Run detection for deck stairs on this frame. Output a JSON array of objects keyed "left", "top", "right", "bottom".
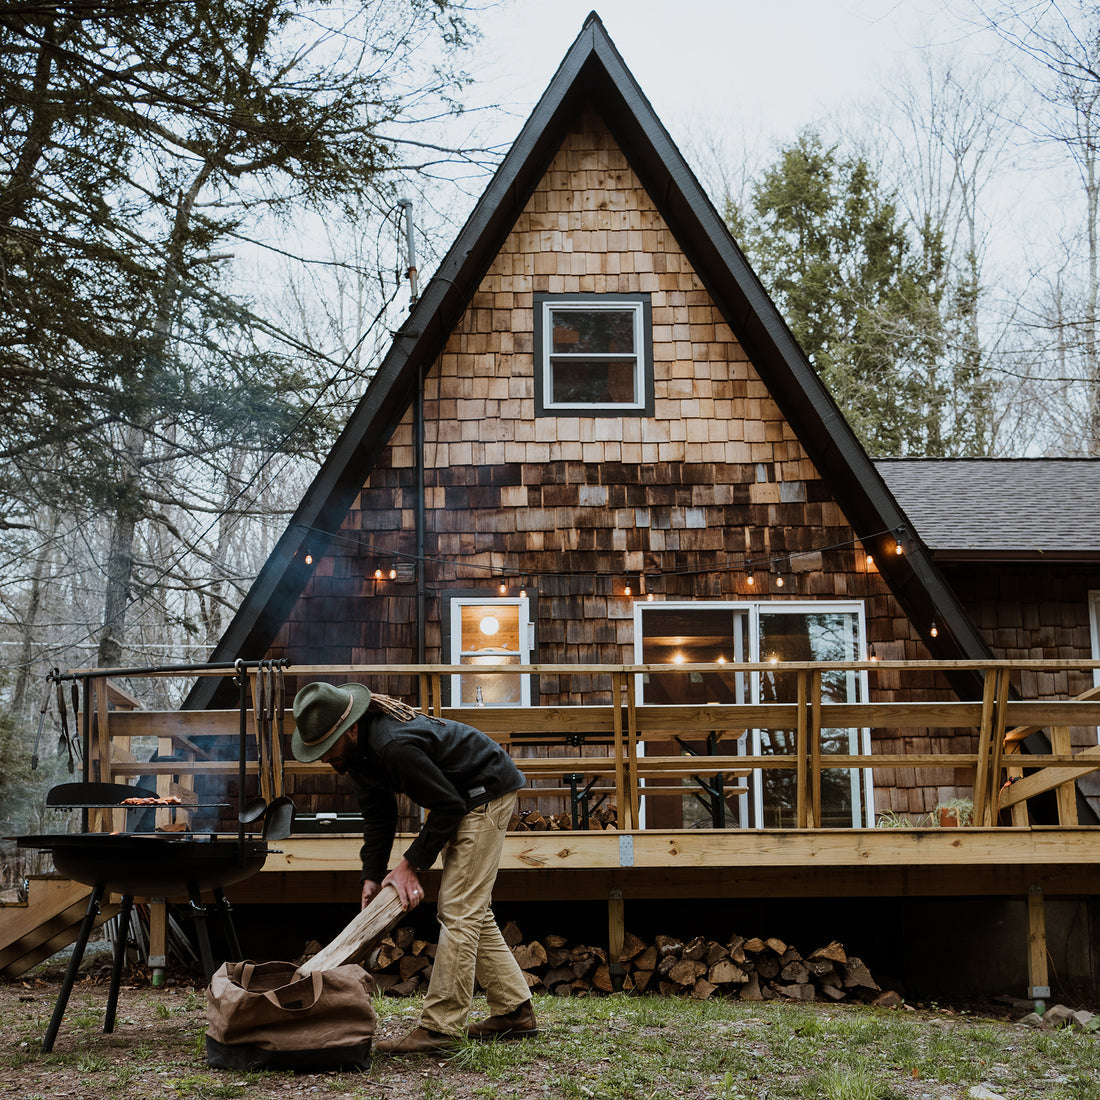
[{"left": 0, "top": 876, "right": 119, "bottom": 980}]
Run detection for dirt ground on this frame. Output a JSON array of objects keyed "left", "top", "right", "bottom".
[{"left": 2, "top": 958, "right": 1096, "bottom": 1100}]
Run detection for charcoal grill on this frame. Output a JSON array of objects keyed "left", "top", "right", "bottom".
[{"left": 14, "top": 659, "right": 290, "bottom": 1053}]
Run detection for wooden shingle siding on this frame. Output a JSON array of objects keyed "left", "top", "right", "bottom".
[{"left": 269, "top": 108, "right": 966, "bottom": 819}]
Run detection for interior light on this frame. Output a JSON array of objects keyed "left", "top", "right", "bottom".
[
  {"left": 672, "top": 652, "right": 685, "bottom": 664},
  {"left": 769, "top": 655, "right": 779, "bottom": 665},
  {"left": 716, "top": 655, "right": 727, "bottom": 665},
  {"left": 479, "top": 616, "right": 500, "bottom": 636}
]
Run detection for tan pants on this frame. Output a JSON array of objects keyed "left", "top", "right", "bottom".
[{"left": 418, "top": 790, "right": 530, "bottom": 1036}]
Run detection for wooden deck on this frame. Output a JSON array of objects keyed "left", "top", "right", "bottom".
[{"left": 18, "top": 659, "right": 1100, "bottom": 999}]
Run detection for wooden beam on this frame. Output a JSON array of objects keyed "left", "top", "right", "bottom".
[
  {"left": 998, "top": 743, "right": 1100, "bottom": 808},
  {"left": 1050, "top": 727, "right": 1078, "bottom": 826}
]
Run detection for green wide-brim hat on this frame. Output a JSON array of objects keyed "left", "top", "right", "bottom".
[{"left": 290, "top": 681, "right": 372, "bottom": 762}]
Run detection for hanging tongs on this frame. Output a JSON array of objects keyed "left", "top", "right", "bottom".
[{"left": 30, "top": 669, "right": 57, "bottom": 771}]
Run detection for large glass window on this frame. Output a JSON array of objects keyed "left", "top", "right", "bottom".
[
  {"left": 449, "top": 596, "right": 531, "bottom": 707},
  {"left": 534, "top": 293, "right": 653, "bottom": 416},
  {"left": 635, "top": 601, "right": 873, "bottom": 827}
]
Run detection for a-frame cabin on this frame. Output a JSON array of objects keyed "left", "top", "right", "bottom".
[{"left": 169, "top": 13, "right": 1099, "bottom": 995}]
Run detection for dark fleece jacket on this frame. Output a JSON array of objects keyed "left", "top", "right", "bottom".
[{"left": 348, "top": 712, "right": 525, "bottom": 883}]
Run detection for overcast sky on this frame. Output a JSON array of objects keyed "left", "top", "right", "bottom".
[{"left": 464, "top": 1, "right": 988, "bottom": 154}]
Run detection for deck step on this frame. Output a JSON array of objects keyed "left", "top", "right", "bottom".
[{"left": 0, "top": 876, "right": 119, "bottom": 979}]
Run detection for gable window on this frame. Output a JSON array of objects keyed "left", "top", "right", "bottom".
[
  {"left": 534, "top": 293, "right": 653, "bottom": 416},
  {"left": 448, "top": 595, "right": 533, "bottom": 706}
]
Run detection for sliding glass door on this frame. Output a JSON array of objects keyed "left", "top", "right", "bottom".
[{"left": 635, "top": 601, "right": 872, "bottom": 827}]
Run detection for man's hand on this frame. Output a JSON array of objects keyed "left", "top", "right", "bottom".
[
  {"left": 361, "top": 879, "right": 380, "bottom": 910},
  {"left": 381, "top": 858, "right": 424, "bottom": 911}
]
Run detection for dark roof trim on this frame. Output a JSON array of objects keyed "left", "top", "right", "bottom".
[{"left": 186, "top": 12, "right": 991, "bottom": 709}]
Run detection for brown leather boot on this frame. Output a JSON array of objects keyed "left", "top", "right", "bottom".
[
  {"left": 466, "top": 999, "right": 538, "bottom": 1041},
  {"left": 375, "top": 1026, "right": 458, "bottom": 1054}
]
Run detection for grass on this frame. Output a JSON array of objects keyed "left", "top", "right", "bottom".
[{"left": 2, "top": 983, "right": 1098, "bottom": 1099}]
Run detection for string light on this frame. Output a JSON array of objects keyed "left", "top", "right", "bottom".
[
  {"left": 868, "top": 643, "right": 878, "bottom": 662},
  {"left": 389, "top": 567, "right": 397, "bottom": 580},
  {"left": 930, "top": 619, "right": 939, "bottom": 638},
  {"left": 646, "top": 592, "right": 654, "bottom": 601},
  {"left": 304, "top": 525, "right": 907, "bottom": 593}
]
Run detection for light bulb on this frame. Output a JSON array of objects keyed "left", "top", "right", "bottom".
[
  {"left": 624, "top": 585, "right": 632, "bottom": 597},
  {"left": 304, "top": 553, "right": 313, "bottom": 565}
]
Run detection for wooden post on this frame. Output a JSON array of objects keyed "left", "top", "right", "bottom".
[
  {"left": 612, "top": 672, "right": 627, "bottom": 831},
  {"left": 94, "top": 679, "right": 112, "bottom": 833},
  {"left": 1049, "top": 727, "right": 1078, "bottom": 826},
  {"left": 973, "top": 668, "right": 998, "bottom": 826},
  {"left": 608, "top": 888, "right": 625, "bottom": 991},
  {"left": 986, "top": 669, "right": 1010, "bottom": 826},
  {"left": 795, "top": 671, "right": 808, "bottom": 828},
  {"left": 809, "top": 669, "right": 822, "bottom": 830},
  {"left": 626, "top": 675, "right": 640, "bottom": 830},
  {"left": 1027, "top": 884, "right": 1050, "bottom": 1005},
  {"left": 149, "top": 898, "right": 168, "bottom": 988}
]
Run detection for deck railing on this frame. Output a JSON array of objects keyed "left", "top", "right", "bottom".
[{"left": 69, "top": 660, "right": 1100, "bottom": 832}]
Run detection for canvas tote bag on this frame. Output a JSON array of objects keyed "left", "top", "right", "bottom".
[{"left": 206, "top": 960, "right": 376, "bottom": 1071}]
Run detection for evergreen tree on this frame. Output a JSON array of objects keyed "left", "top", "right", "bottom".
[{"left": 731, "top": 131, "right": 992, "bottom": 456}]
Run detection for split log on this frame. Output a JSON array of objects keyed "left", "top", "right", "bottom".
[
  {"left": 513, "top": 941, "right": 548, "bottom": 970},
  {"left": 708, "top": 959, "right": 748, "bottom": 984},
  {"left": 295, "top": 883, "right": 405, "bottom": 977}
]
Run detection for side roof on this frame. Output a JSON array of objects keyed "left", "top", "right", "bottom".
[
  {"left": 186, "top": 12, "right": 990, "bottom": 708},
  {"left": 877, "top": 459, "right": 1100, "bottom": 561}
]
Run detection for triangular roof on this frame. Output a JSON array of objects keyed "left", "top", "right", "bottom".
[{"left": 187, "top": 12, "right": 991, "bottom": 709}]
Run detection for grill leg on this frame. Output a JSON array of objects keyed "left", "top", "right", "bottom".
[
  {"left": 213, "top": 888, "right": 242, "bottom": 961},
  {"left": 42, "top": 882, "right": 105, "bottom": 1053},
  {"left": 103, "top": 894, "right": 134, "bottom": 1034},
  {"left": 188, "top": 884, "right": 216, "bottom": 980}
]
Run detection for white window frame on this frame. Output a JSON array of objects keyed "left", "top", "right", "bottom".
[
  {"left": 632, "top": 599, "right": 874, "bottom": 827},
  {"left": 449, "top": 595, "right": 532, "bottom": 707},
  {"left": 534, "top": 294, "right": 652, "bottom": 415}
]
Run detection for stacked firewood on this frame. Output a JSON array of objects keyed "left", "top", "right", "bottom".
[
  {"left": 508, "top": 806, "right": 619, "bottom": 831},
  {"left": 363, "top": 922, "right": 887, "bottom": 1003}
]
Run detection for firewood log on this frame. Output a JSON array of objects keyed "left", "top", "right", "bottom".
[
  {"left": 705, "top": 941, "right": 729, "bottom": 966},
  {"left": 294, "top": 883, "right": 405, "bottom": 977},
  {"left": 691, "top": 977, "right": 718, "bottom": 1000},
  {"left": 667, "top": 959, "right": 707, "bottom": 986},
  {"left": 513, "top": 941, "right": 548, "bottom": 970},
  {"left": 618, "top": 931, "right": 648, "bottom": 962},
  {"left": 708, "top": 959, "right": 748, "bottom": 984},
  {"left": 809, "top": 940, "right": 848, "bottom": 965}
]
